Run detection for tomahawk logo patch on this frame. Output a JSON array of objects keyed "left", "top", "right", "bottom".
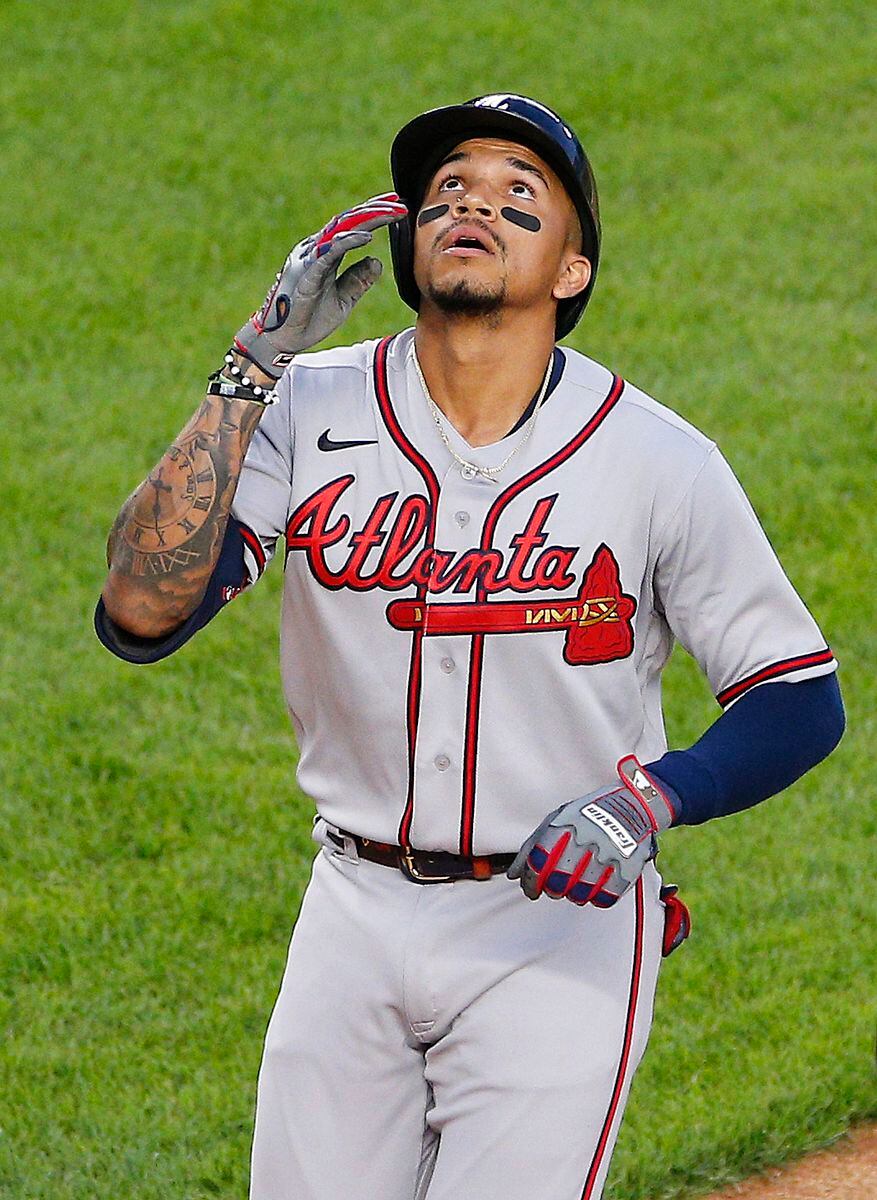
[{"left": 561, "top": 545, "right": 636, "bottom": 665}]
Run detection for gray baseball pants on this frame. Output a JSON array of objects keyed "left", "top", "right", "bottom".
[{"left": 249, "top": 842, "right": 664, "bottom": 1200}]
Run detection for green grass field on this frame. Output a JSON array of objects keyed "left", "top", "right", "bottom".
[{"left": 1, "top": 1, "right": 874, "bottom": 1197}]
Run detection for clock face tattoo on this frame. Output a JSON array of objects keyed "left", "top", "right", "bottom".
[{"left": 125, "top": 440, "right": 217, "bottom": 552}]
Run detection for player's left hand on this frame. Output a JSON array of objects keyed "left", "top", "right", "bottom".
[{"left": 507, "top": 756, "right": 677, "bottom": 907}]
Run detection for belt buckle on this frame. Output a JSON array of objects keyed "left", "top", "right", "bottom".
[
  {"left": 399, "top": 848, "right": 454, "bottom": 884},
  {"left": 324, "top": 827, "right": 360, "bottom": 863}
]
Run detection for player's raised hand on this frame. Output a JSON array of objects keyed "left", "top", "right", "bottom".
[
  {"left": 234, "top": 193, "right": 408, "bottom": 377},
  {"left": 507, "top": 757, "right": 677, "bottom": 908}
]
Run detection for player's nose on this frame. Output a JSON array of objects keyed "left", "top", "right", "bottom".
[{"left": 451, "top": 190, "right": 497, "bottom": 221}]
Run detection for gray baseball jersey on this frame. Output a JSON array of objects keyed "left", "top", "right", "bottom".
[
  {"left": 229, "top": 328, "right": 835, "bottom": 856},
  {"left": 96, "top": 326, "right": 836, "bottom": 1200}
]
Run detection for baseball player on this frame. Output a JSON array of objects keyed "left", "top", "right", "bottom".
[{"left": 96, "top": 95, "right": 844, "bottom": 1200}]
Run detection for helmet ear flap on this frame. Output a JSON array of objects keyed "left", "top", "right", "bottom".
[{"left": 388, "top": 208, "right": 421, "bottom": 315}]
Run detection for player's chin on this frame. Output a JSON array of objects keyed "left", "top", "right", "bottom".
[{"left": 424, "top": 274, "right": 507, "bottom": 318}]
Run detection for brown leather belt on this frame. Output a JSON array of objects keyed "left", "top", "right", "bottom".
[{"left": 327, "top": 830, "right": 515, "bottom": 884}]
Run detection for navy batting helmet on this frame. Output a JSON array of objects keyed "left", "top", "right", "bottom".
[{"left": 389, "top": 94, "right": 601, "bottom": 340}]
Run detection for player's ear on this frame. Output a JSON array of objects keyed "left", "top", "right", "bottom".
[{"left": 553, "top": 253, "right": 591, "bottom": 302}]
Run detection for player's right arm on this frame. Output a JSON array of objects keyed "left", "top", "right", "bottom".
[
  {"left": 100, "top": 193, "right": 408, "bottom": 644},
  {"left": 102, "top": 382, "right": 270, "bottom": 638}
]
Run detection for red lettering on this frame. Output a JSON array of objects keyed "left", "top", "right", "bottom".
[
  {"left": 430, "top": 548, "right": 504, "bottom": 593},
  {"left": 409, "top": 547, "right": 437, "bottom": 589},
  {"left": 505, "top": 496, "right": 553, "bottom": 587},
  {"left": 285, "top": 481, "right": 582, "bottom": 598},
  {"left": 342, "top": 494, "right": 394, "bottom": 581},
  {"left": 532, "top": 548, "right": 577, "bottom": 589},
  {"left": 382, "top": 497, "right": 430, "bottom": 584},
  {"left": 285, "top": 476, "right": 353, "bottom": 587}
]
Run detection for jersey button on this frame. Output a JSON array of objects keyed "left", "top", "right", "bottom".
[
  {"left": 434, "top": 754, "right": 451, "bottom": 772},
  {"left": 454, "top": 511, "right": 470, "bottom": 527},
  {"left": 440, "top": 657, "right": 455, "bottom": 674}
]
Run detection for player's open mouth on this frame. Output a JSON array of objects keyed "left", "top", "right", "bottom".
[{"left": 441, "top": 226, "right": 494, "bottom": 256}]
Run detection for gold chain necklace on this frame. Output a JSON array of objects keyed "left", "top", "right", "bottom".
[{"left": 412, "top": 347, "right": 552, "bottom": 481}]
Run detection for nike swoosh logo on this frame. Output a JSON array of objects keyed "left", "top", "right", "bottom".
[{"left": 317, "top": 429, "right": 379, "bottom": 452}]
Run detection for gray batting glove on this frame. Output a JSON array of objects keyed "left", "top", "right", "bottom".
[
  {"left": 233, "top": 192, "right": 408, "bottom": 378},
  {"left": 507, "top": 756, "right": 678, "bottom": 907}
]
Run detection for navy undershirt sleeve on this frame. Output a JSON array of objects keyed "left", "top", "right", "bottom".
[
  {"left": 94, "top": 518, "right": 252, "bottom": 665},
  {"left": 647, "top": 674, "right": 845, "bottom": 826}
]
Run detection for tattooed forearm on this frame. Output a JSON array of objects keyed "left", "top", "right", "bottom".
[{"left": 103, "top": 392, "right": 265, "bottom": 638}]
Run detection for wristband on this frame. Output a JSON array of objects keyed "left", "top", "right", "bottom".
[{"left": 207, "top": 366, "right": 278, "bottom": 406}]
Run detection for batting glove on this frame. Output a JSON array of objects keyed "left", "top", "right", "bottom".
[
  {"left": 234, "top": 192, "right": 408, "bottom": 377},
  {"left": 507, "top": 756, "right": 678, "bottom": 908}
]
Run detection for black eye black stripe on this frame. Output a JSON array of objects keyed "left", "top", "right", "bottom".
[
  {"left": 501, "top": 207, "right": 541, "bottom": 232},
  {"left": 417, "top": 204, "right": 450, "bottom": 226}
]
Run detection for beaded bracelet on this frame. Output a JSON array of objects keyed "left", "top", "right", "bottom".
[
  {"left": 225, "top": 348, "right": 283, "bottom": 385},
  {"left": 206, "top": 362, "right": 278, "bottom": 406}
]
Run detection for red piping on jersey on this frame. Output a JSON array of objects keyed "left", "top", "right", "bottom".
[
  {"left": 238, "top": 523, "right": 267, "bottom": 576},
  {"left": 481, "top": 375, "right": 625, "bottom": 553},
  {"left": 459, "top": 373, "right": 625, "bottom": 855},
  {"left": 716, "top": 648, "right": 834, "bottom": 708},
  {"left": 459, "top": 632, "right": 485, "bottom": 854},
  {"left": 580, "top": 876, "right": 644, "bottom": 1199},
  {"left": 373, "top": 336, "right": 441, "bottom": 849}
]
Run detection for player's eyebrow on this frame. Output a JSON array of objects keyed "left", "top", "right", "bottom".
[
  {"left": 433, "top": 150, "right": 551, "bottom": 190},
  {"left": 504, "top": 156, "right": 550, "bottom": 189},
  {"left": 436, "top": 151, "right": 468, "bottom": 170}
]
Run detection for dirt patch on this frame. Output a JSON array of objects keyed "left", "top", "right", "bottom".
[{"left": 705, "top": 1125, "right": 877, "bottom": 1200}]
